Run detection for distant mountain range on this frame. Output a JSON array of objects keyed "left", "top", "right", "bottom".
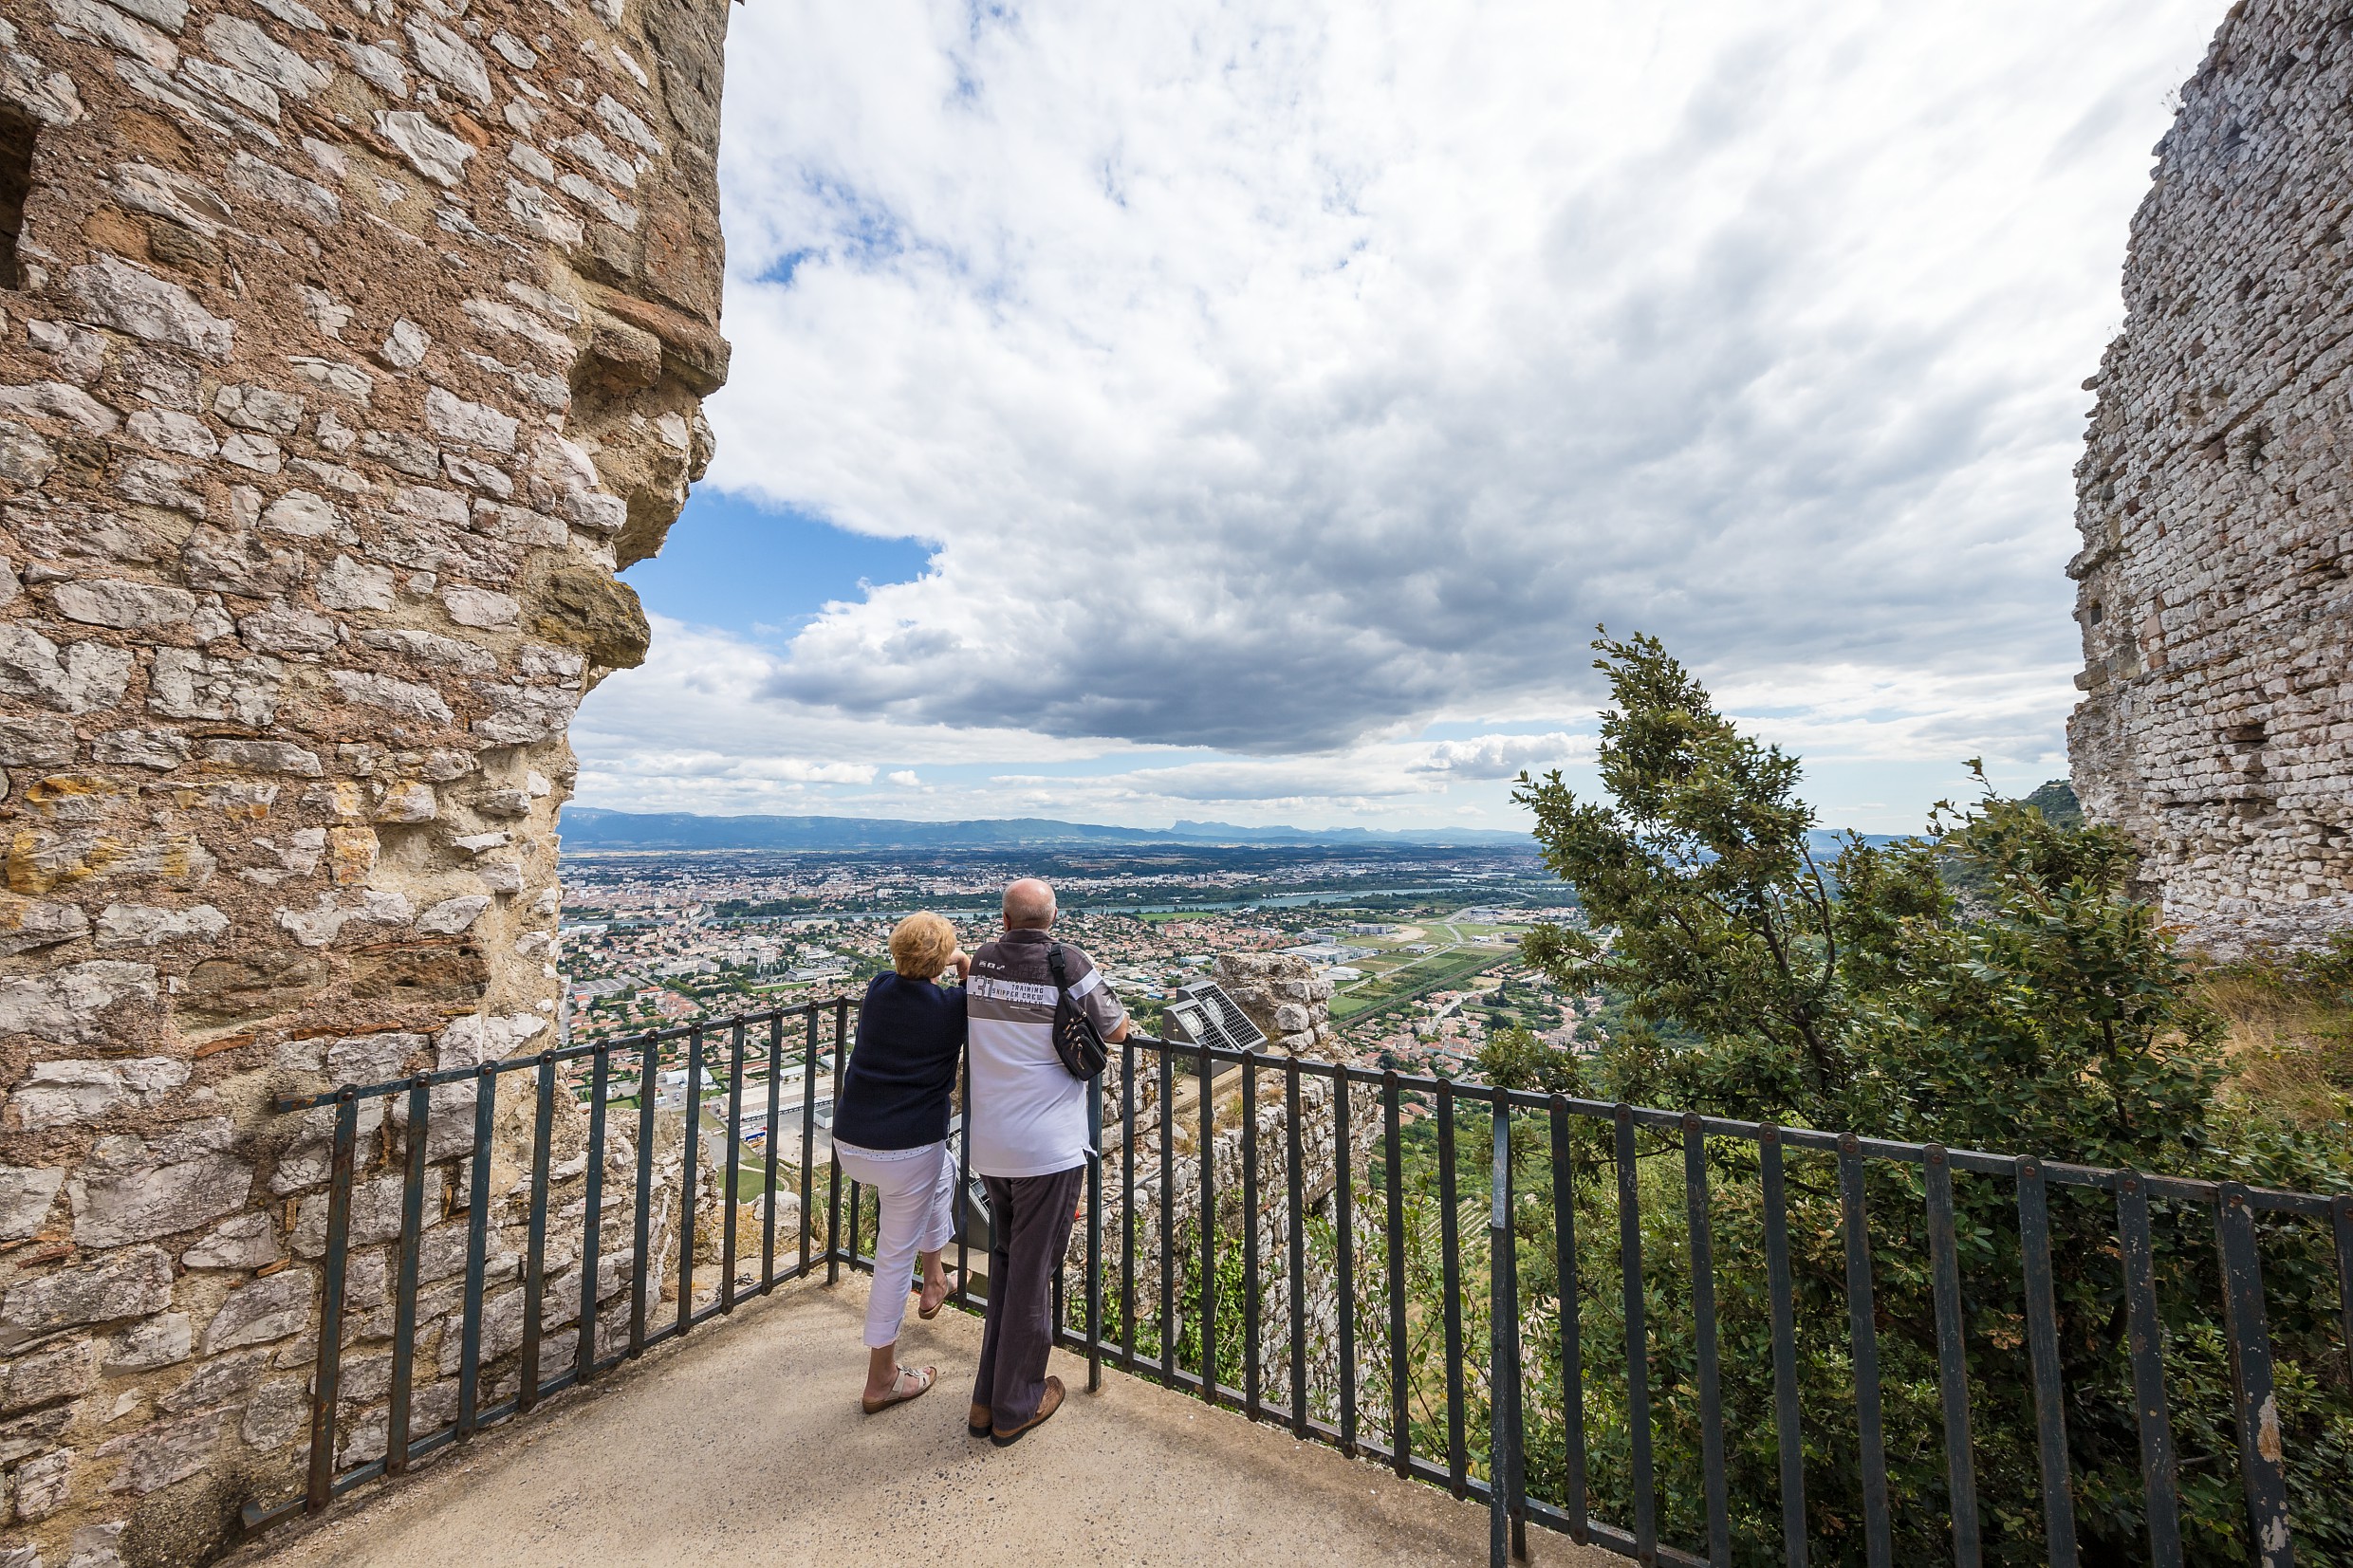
[{"left": 556, "top": 808, "right": 1539, "bottom": 852}]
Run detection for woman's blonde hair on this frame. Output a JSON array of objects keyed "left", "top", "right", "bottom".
[{"left": 889, "top": 912, "right": 959, "bottom": 979}]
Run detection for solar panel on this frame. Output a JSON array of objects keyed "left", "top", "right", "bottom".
[{"left": 1162, "top": 979, "right": 1268, "bottom": 1055}]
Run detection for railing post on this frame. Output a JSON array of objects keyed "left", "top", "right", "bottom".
[
  {"left": 1121, "top": 1034, "right": 1137, "bottom": 1372},
  {"left": 305, "top": 1091, "right": 359, "bottom": 1513},
  {"left": 1241, "top": 1049, "right": 1260, "bottom": 1417},
  {"left": 1439, "top": 1079, "right": 1466, "bottom": 1497},
  {"left": 802, "top": 1006, "right": 819, "bottom": 1278},
  {"left": 1087, "top": 1062, "right": 1104, "bottom": 1393},
  {"left": 1198, "top": 1034, "right": 1217, "bottom": 1406},
  {"left": 2016, "top": 1156, "right": 2079, "bottom": 1568},
  {"left": 518, "top": 1053, "right": 556, "bottom": 1411},
  {"left": 578, "top": 1044, "right": 608, "bottom": 1381},
  {"left": 1760, "top": 1127, "right": 1806, "bottom": 1568},
  {"left": 678, "top": 1024, "right": 703, "bottom": 1330},
  {"left": 2215, "top": 1183, "right": 2294, "bottom": 1568},
  {"left": 2335, "top": 1194, "right": 2353, "bottom": 1402},
  {"left": 1490, "top": 1093, "right": 1526, "bottom": 1564},
  {"left": 721, "top": 1020, "right": 746, "bottom": 1312},
  {"left": 1550, "top": 1094, "right": 1588, "bottom": 1545},
  {"left": 1684, "top": 1114, "right": 1727, "bottom": 1566},
  {"left": 1383, "top": 1070, "right": 1408, "bottom": 1479},
  {"left": 1333, "top": 1064, "right": 1356, "bottom": 1455},
  {"left": 630, "top": 1035, "right": 657, "bottom": 1356},
  {"left": 2116, "top": 1170, "right": 2179, "bottom": 1568},
  {"left": 1285, "top": 1055, "right": 1307, "bottom": 1437},
  {"left": 1926, "top": 1146, "right": 1982, "bottom": 1568},
  {"left": 1159, "top": 1041, "right": 1176, "bottom": 1385},
  {"left": 1839, "top": 1134, "right": 1893, "bottom": 1568},
  {"left": 388, "top": 1075, "right": 429, "bottom": 1475},
  {"left": 1614, "top": 1103, "right": 1654, "bottom": 1563},
  {"left": 761, "top": 1014, "right": 782, "bottom": 1291},
  {"left": 458, "top": 1064, "right": 498, "bottom": 1434},
  {"left": 827, "top": 1005, "right": 844, "bottom": 1284}
]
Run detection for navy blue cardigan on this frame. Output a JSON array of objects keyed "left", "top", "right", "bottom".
[{"left": 832, "top": 972, "right": 967, "bottom": 1151}]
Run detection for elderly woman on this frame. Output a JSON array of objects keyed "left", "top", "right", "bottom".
[{"left": 832, "top": 911, "right": 971, "bottom": 1412}]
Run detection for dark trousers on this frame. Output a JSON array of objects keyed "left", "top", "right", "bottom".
[{"left": 973, "top": 1164, "right": 1084, "bottom": 1428}]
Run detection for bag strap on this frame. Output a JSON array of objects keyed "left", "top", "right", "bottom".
[{"left": 1046, "top": 941, "right": 1071, "bottom": 996}]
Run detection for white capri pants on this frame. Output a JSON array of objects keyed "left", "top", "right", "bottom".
[{"left": 831, "top": 1138, "right": 959, "bottom": 1349}]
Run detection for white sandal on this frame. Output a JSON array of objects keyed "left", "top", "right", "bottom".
[{"left": 861, "top": 1363, "right": 936, "bottom": 1414}]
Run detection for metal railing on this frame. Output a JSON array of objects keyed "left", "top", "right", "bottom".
[
  {"left": 250, "top": 999, "right": 864, "bottom": 1531},
  {"left": 257, "top": 1008, "right": 2353, "bottom": 1568},
  {"left": 1065, "top": 1035, "right": 2351, "bottom": 1568}
]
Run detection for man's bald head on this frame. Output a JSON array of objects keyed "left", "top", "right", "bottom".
[{"left": 1003, "top": 878, "right": 1057, "bottom": 930}]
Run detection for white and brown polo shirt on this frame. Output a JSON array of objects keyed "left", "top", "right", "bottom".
[{"left": 965, "top": 928, "right": 1126, "bottom": 1178}]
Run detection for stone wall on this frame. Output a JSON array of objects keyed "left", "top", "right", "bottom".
[
  {"left": 2067, "top": 0, "right": 2353, "bottom": 954},
  {"left": 0, "top": 0, "right": 732, "bottom": 1559}
]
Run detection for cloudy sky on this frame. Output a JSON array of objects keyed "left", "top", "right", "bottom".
[{"left": 572, "top": 0, "right": 2222, "bottom": 834}]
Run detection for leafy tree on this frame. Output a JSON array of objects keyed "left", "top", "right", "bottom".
[
  {"left": 1493, "top": 632, "right": 2351, "bottom": 1567},
  {"left": 1511, "top": 631, "right": 2232, "bottom": 1168},
  {"left": 1474, "top": 1024, "right": 1581, "bottom": 1097}
]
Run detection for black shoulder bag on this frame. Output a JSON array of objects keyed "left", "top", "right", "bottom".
[{"left": 1045, "top": 942, "right": 1108, "bottom": 1080}]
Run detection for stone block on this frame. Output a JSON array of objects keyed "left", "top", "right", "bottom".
[
  {"left": 0, "top": 964, "right": 159, "bottom": 1047},
  {"left": 68, "top": 256, "right": 232, "bottom": 360},
  {"left": 67, "top": 1119, "right": 250, "bottom": 1246},
  {"left": 0, "top": 1341, "right": 95, "bottom": 1415},
  {"left": 199, "top": 1269, "right": 313, "bottom": 1355},
  {"left": 99, "top": 1313, "right": 192, "bottom": 1374},
  {"left": 0, "top": 1248, "right": 175, "bottom": 1352},
  {"left": 240, "top": 1376, "right": 306, "bottom": 1451},
  {"left": 0, "top": 1407, "right": 70, "bottom": 1467},
  {"left": 179, "top": 1213, "right": 281, "bottom": 1272},
  {"left": 0, "top": 896, "right": 90, "bottom": 957},
  {"left": 92, "top": 903, "right": 226, "bottom": 949},
  {"left": 11, "top": 1058, "right": 189, "bottom": 1131},
  {"left": 14, "top": 1446, "right": 73, "bottom": 1521},
  {"left": 156, "top": 1345, "right": 270, "bottom": 1415},
  {"left": 95, "top": 1411, "right": 220, "bottom": 1494},
  {"left": 0, "top": 1169, "right": 66, "bottom": 1244},
  {"left": 290, "top": 1176, "right": 404, "bottom": 1257},
  {"left": 0, "top": 0, "right": 737, "bottom": 1534}
]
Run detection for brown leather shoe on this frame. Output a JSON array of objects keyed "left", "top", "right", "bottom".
[
  {"left": 968, "top": 1402, "right": 991, "bottom": 1437},
  {"left": 990, "top": 1375, "right": 1064, "bottom": 1447}
]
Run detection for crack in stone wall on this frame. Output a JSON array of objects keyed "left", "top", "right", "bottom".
[
  {"left": 0, "top": 0, "right": 733, "bottom": 1559},
  {"left": 2068, "top": 0, "right": 2353, "bottom": 955}
]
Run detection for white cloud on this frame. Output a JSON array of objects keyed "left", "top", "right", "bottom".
[
  {"left": 576, "top": 1, "right": 2221, "bottom": 822},
  {"left": 1409, "top": 733, "right": 1594, "bottom": 779}
]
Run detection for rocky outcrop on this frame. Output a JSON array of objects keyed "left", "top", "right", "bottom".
[
  {"left": 1097, "top": 954, "right": 1373, "bottom": 1424},
  {"left": 2067, "top": 0, "right": 2353, "bottom": 954},
  {"left": 0, "top": 0, "right": 732, "bottom": 1557},
  {"left": 1212, "top": 951, "right": 1340, "bottom": 1058}
]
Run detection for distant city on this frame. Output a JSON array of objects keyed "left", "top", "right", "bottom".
[{"left": 554, "top": 838, "right": 1601, "bottom": 1080}]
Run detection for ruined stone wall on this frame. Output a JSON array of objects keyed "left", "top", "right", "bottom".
[
  {"left": 2068, "top": 0, "right": 2353, "bottom": 954},
  {"left": 0, "top": 0, "right": 732, "bottom": 1559}
]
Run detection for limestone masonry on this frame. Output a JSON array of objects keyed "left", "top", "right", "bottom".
[
  {"left": 2068, "top": 0, "right": 2353, "bottom": 954},
  {"left": 0, "top": 0, "right": 732, "bottom": 1559}
]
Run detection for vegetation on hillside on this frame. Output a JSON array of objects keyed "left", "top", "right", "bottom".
[
  {"left": 1475, "top": 632, "right": 2352, "bottom": 1565},
  {"left": 1066, "top": 634, "right": 2349, "bottom": 1567}
]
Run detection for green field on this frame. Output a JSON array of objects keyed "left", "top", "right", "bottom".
[{"left": 1328, "top": 946, "right": 1513, "bottom": 1023}]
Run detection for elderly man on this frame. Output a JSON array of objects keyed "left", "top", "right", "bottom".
[{"left": 963, "top": 876, "right": 1129, "bottom": 1445}]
